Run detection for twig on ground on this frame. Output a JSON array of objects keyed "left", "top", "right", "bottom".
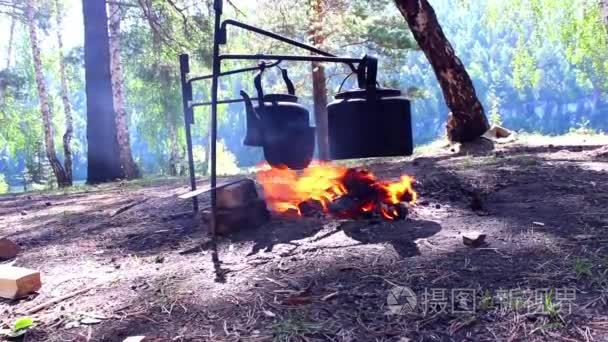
[
  {"left": 110, "top": 198, "right": 148, "bottom": 217},
  {"left": 22, "top": 284, "right": 99, "bottom": 314}
]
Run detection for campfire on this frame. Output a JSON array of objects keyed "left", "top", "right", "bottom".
[{"left": 256, "top": 163, "right": 417, "bottom": 220}]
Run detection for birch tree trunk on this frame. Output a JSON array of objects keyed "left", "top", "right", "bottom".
[
  {"left": 1, "top": 10, "right": 15, "bottom": 105},
  {"left": 108, "top": 1, "right": 140, "bottom": 179},
  {"left": 6, "top": 13, "right": 15, "bottom": 69},
  {"left": 394, "top": 0, "right": 489, "bottom": 142},
  {"left": 26, "top": 0, "right": 70, "bottom": 187},
  {"left": 54, "top": 0, "right": 73, "bottom": 186},
  {"left": 309, "top": 0, "right": 330, "bottom": 160},
  {"left": 83, "top": 0, "right": 124, "bottom": 183}
]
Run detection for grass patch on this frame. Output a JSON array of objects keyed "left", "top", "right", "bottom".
[
  {"left": 272, "top": 310, "right": 323, "bottom": 342},
  {"left": 574, "top": 258, "right": 593, "bottom": 279}
]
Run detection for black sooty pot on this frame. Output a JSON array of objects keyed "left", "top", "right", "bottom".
[{"left": 327, "top": 55, "right": 413, "bottom": 160}]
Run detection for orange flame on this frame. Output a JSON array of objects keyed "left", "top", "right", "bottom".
[{"left": 256, "top": 162, "right": 417, "bottom": 220}]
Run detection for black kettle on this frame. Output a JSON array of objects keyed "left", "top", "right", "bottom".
[
  {"left": 327, "top": 55, "right": 413, "bottom": 160},
  {"left": 241, "top": 65, "right": 315, "bottom": 170}
]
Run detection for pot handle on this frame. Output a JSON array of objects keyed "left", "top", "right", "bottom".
[{"left": 356, "top": 55, "right": 378, "bottom": 91}]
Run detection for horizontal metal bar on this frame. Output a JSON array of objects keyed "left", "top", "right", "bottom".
[
  {"left": 222, "top": 19, "right": 334, "bottom": 57},
  {"left": 220, "top": 20, "right": 357, "bottom": 72},
  {"left": 220, "top": 54, "right": 362, "bottom": 64},
  {"left": 188, "top": 60, "right": 282, "bottom": 84},
  {"left": 190, "top": 97, "right": 258, "bottom": 108}
]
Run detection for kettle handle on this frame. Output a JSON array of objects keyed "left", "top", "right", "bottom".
[
  {"left": 254, "top": 64, "right": 266, "bottom": 107},
  {"left": 356, "top": 55, "right": 378, "bottom": 91},
  {"left": 254, "top": 63, "right": 296, "bottom": 107},
  {"left": 278, "top": 66, "right": 296, "bottom": 96}
]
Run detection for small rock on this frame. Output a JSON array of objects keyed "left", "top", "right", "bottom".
[
  {"left": 80, "top": 317, "right": 102, "bottom": 325},
  {"left": 419, "top": 200, "right": 429, "bottom": 206},
  {"left": 45, "top": 202, "right": 52, "bottom": 206},
  {"left": 64, "top": 321, "right": 80, "bottom": 329},
  {"left": 262, "top": 310, "right": 276, "bottom": 318},
  {"left": 154, "top": 255, "right": 165, "bottom": 264},
  {"left": 0, "top": 238, "right": 19, "bottom": 260},
  {"left": 463, "top": 233, "right": 487, "bottom": 247},
  {"left": 435, "top": 204, "right": 441, "bottom": 209},
  {"left": 20, "top": 211, "right": 27, "bottom": 216}
]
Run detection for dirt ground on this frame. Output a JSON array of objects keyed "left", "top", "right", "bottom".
[{"left": 1, "top": 135, "right": 608, "bottom": 341}]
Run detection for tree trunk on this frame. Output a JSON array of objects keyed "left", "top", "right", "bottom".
[
  {"left": 309, "top": 0, "right": 330, "bottom": 160},
  {"left": 108, "top": 1, "right": 140, "bottom": 179},
  {"left": 160, "top": 66, "right": 179, "bottom": 176},
  {"left": 394, "top": 0, "right": 489, "bottom": 142},
  {"left": 83, "top": 0, "right": 124, "bottom": 183},
  {"left": 54, "top": 0, "right": 73, "bottom": 186},
  {"left": 1, "top": 11, "right": 15, "bottom": 105},
  {"left": 6, "top": 12, "right": 15, "bottom": 69},
  {"left": 26, "top": 0, "right": 70, "bottom": 188}
]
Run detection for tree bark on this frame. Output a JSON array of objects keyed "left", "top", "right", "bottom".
[
  {"left": 83, "top": 0, "right": 124, "bottom": 183},
  {"left": 309, "top": 0, "right": 330, "bottom": 160},
  {"left": 160, "top": 65, "right": 179, "bottom": 176},
  {"left": 1, "top": 8, "right": 15, "bottom": 105},
  {"left": 108, "top": 1, "right": 140, "bottom": 179},
  {"left": 54, "top": 0, "right": 73, "bottom": 186},
  {"left": 394, "top": 0, "right": 489, "bottom": 142},
  {"left": 26, "top": 0, "right": 70, "bottom": 188},
  {"left": 6, "top": 11, "right": 15, "bottom": 69}
]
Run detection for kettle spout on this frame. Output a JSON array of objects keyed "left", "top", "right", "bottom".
[{"left": 241, "top": 91, "right": 264, "bottom": 147}]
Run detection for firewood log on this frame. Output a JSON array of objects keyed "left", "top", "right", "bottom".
[
  {"left": 217, "top": 179, "right": 259, "bottom": 209},
  {"left": 0, "top": 266, "right": 41, "bottom": 299}
]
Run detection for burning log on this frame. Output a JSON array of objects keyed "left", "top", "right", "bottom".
[
  {"left": 341, "top": 168, "right": 377, "bottom": 201},
  {"left": 327, "top": 195, "right": 365, "bottom": 218},
  {"left": 379, "top": 202, "right": 409, "bottom": 221},
  {"left": 257, "top": 163, "right": 417, "bottom": 221},
  {"left": 297, "top": 199, "right": 324, "bottom": 217}
]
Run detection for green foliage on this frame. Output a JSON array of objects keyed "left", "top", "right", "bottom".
[
  {"left": 13, "top": 317, "right": 34, "bottom": 332},
  {"left": 1, "top": 316, "right": 35, "bottom": 338},
  {"left": 487, "top": 0, "right": 608, "bottom": 92},
  {"left": 193, "top": 140, "right": 242, "bottom": 176},
  {"left": 488, "top": 90, "right": 503, "bottom": 126},
  {"left": 574, "top": 257, "right": 594, "bottom": 278}
]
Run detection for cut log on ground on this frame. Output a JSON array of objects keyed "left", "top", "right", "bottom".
[
  {"left": 178, "top": 179, "right": 247, "bottom": 200},
  {"left": 0, "top": 238, "right": 19, "bottom": 260},
  {"left": 0, "top": 266, "right": 41, "bottom": 299},
  {"left": 217, "top": 179, "right": 258, "bottom": 209},
  {"left": 201, "top": 198, "right": 270, "bottom": 234}
]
